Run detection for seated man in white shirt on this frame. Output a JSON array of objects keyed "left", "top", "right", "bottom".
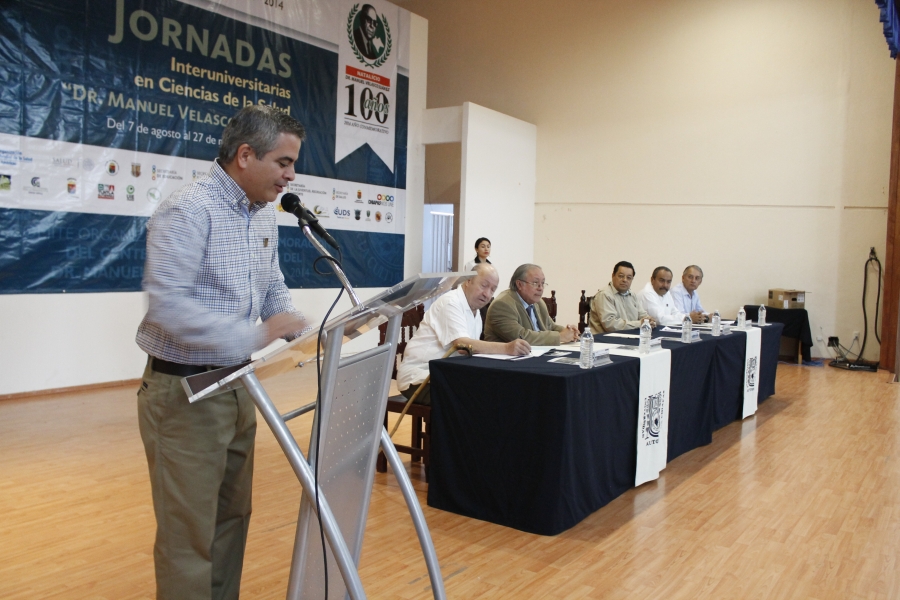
[
  {"left": 670, "top": 264, "right": 709, "bottom": 324},
  {"left": 396, "top": 264, "right": 531, "bottom": 405},
  {"left": 640, "top": 266, "right": 688, "bottom": 326}
]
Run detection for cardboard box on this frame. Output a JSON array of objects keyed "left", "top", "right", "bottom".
[{"left": 768, "top": 288, "right": 806, "bottom": 309}]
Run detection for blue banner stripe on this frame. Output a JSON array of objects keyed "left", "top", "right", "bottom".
[{"left": 0, "top": 208, "right": 404, "bottom": 293}]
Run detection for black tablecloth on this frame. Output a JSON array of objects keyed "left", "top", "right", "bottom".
[
  {"left": 744, "top": 305, "right": 812, "bottom": 362},
  {"left": 426, "top": 323, "right": 783, "bottom": 536}
]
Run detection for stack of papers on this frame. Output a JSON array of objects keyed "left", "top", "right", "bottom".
[{"left": 472, "top": 347, "right": 553, "bottom": 361}]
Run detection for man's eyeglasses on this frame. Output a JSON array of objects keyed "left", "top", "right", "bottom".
[{"left": 518, "top": 280, "right": 546, "bottom": 289}]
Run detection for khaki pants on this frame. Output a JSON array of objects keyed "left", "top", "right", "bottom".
[{"left": 137, "top": 361, "right": 256, "bottom": 600}]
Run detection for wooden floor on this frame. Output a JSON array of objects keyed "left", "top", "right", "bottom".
[{"left": 2, "top": 363, "right": 900, "bottom": 599}]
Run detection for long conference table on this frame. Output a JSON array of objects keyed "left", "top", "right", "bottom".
[{"left": 425, "top": 323, "right": 783, "bottom": 535}]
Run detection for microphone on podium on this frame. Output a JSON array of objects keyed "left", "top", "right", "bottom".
[{"left": 280, "top": 193, "right": 341, "bottom": 252}]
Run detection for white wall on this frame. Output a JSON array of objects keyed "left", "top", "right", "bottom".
[
  {"left": 403, "top": 12, "right": 428, "bottom": 279},
  {"left": 459, "top": 103, "right": 537, "bottom": 287},
  {"left": 0, "top": 11, "right": 429, "bottom": 396},
  {"left": 0, "top": 288, "right": 388, "bottom": 396},
  {"left": 405, "top": 0, "right": 893, "bottom": 360}
]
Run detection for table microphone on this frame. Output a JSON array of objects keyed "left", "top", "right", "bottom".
[{"left": 280, "top": 193, "right": 340, "bottom": 251}]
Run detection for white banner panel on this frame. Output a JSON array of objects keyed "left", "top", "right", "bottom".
[
  {"left": 0, "top": 133, "right": 404, "bottom": 235},
  {"left": 277, "top": 174, "right": 405, "bottom": 234},
  {"left": 741, "top": 327, "right": 762, "bottom": 418},
  {"left": 335, "top": 0, "right": 399, "bottom": 170},
  {"left": 602, "top": 344, "right": 672, "bottom": 486}
]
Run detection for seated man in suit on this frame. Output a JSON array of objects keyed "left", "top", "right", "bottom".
[
  {"left": 670, "top": 264, "right": 708, "bottom": 324},
  {"left": 640, "top": 266, "right": 688, "bottom": 326},
  {"left": 590, "top": 260, "right": 657, "bottom": 332},
  {"left": 397, "top": 264, "right": 530, "bottom": 405},
  {"left": 483, "top": 263, "right": 580, "bottom": 345}
]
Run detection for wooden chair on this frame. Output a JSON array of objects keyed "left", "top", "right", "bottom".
[
  {"left": 542, "top": 290, "right": 558, "bottom": 322},
  {"left": 578, "top": 290, "right": 594, "bottom": 334},
  {"left": 375, "top": 305, "right": 430, "bottom": 475}
]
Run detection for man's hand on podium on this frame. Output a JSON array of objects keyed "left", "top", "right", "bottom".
[{"left": 265, "top": 313, "right": 309, "bottom": 343}]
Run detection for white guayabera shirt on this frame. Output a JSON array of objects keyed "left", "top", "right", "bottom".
[
  {"left": 640, "top": 282, "right": 688, "bottom": 327},
  {"left": 397, "top": 286, "right": 480, "bottom": 391}
]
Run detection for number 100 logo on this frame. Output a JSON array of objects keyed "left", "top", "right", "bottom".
[{"left": 345, "top": 84, "right": 390, "bottom": 124}]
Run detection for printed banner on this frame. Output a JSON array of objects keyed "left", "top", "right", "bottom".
[
  {"left": 0, "top": 208, "right": 403, "bottom": 293},
  {"left": 600, "top": 343, "right": 672, "bottom": 486},
  {"left": 741, "top": 327, "right": 762, "bottom": 418},
  {"left": 633, "top": 350, "right": 671, "bottom": 486},
  {"left": 335, "top": 0, "right": 399, "bottom": 170},
  {"left": 0, "top": 0, "right": 409, "bottom": 293}
]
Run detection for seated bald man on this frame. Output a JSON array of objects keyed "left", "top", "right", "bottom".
[
  {"left": 483, "top": 263, "right": 580, "bottom": 345},
  {"left": 397, "top": 264, "right": 531, "bottom": 405}
]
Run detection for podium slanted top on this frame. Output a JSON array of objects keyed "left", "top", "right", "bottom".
[{"left": 183, "top": 272, "right": 473, "bottom": 402}]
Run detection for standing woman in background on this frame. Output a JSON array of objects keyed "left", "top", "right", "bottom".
[
  {"left": 464, "top": 237, "right": 494, "bottom": 330},
  {"left": 464, "top": 237, "right": 492, "bottom": 272}
]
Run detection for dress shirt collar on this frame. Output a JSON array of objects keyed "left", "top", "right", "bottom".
[
  {"left": 642, "top": 281, "right": 670, "bottom": 302},
  {"left": 608, "top": 282, "right": 631, "bottom": 297},
  {"left": 515, "top": 290, "right": 532, "bottom": 309},
  {"left": 454, "top": 285, "right": 477, "bottom": 316},
  {"left": 211, "top": 159, "right": 265, "bottom": 217},
  {"left": 642, "top": 281, "right": 660, "bottom": 299}
]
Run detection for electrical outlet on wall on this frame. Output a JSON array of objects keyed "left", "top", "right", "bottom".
[
  {"left": 852, "top": 331, "right": 860, "bottom": 341},
  {"left": 816, "top": 335, "right": 823, "bottom": 342}
]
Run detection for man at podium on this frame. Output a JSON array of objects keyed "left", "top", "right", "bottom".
[{"left": 134, "top": 106, "right": 310, "bottom": 600}]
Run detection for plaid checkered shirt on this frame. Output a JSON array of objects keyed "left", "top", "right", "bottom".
[{"left": 136, "top": 160, "right": 308, "bottom": 366}]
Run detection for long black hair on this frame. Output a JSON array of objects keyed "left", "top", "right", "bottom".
[{"left": 474, "top": 237, "right": 492, "bottom": 264}]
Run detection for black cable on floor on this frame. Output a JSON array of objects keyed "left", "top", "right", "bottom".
[{"left": 858, "top": 249, "right": 883, "bottom": 363}]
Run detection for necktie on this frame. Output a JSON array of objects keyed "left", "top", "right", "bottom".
[{"left": 527, "top": 304, "right": 541, "bottom": 330}]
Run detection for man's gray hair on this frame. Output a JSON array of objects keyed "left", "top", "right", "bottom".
[
  {"left": 218, "top": 105, "right": 307, "bottom": 164},
  {"left": 683, "top": 264, "right": 704, "bottom": 277},
  {"left": 509, "top": 263, "right": 540, "bottom": 291}
]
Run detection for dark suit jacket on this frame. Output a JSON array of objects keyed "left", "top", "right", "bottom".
[
  {"left": 353, "top": 26, "right": 379, "bottom": 60},
  {"left": 483, "top": 289, "right": 564, "bottom": 345}
]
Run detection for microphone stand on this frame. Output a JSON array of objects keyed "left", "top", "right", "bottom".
[{"left": 298, "top": 221, "right": 363, "bottom": 310}]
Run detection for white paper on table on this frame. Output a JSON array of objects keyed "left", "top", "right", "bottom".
[
  {"left": 472, "top": 346, "right": 552, "bottom": 360},
  {"left": 551, "top": 342, "right": 619, "bottom": 353},
  {"left": 694, "top": 320, "right": 735, "bottom": 329},
  {"left": 660, "top": 326, "right": 680, "bottom": 332},
  {"left": 471, "top": 353, "right": 521, "bottom": 360},
  {"left": 604, "top": 333, "right": 642, "bottom": 339},
  {"left": 528, "top": 347, "right": 554, "bottom": 356}
]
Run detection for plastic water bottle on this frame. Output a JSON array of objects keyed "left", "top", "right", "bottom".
[
  {"left": 681, "top": 314, "right": 692, "bottom": 344},
  {"left": 758, "top": 304, "right": 766, "bottom": 326},
  {"left": 737, "top": 306, "right": 746, "bottom": 329},
  {"left": 711, "top": 310, "right": 721, "bottom": 336},
  {"left": 639, "top": 319, "right": 652, "bottom": 354},
  {"left": 579, "top": 328, "right": 594, "bottom": 369}
]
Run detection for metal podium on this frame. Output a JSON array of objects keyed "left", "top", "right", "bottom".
[{"left": 181, "top": 272, "right": 467, "bottom": 600}]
